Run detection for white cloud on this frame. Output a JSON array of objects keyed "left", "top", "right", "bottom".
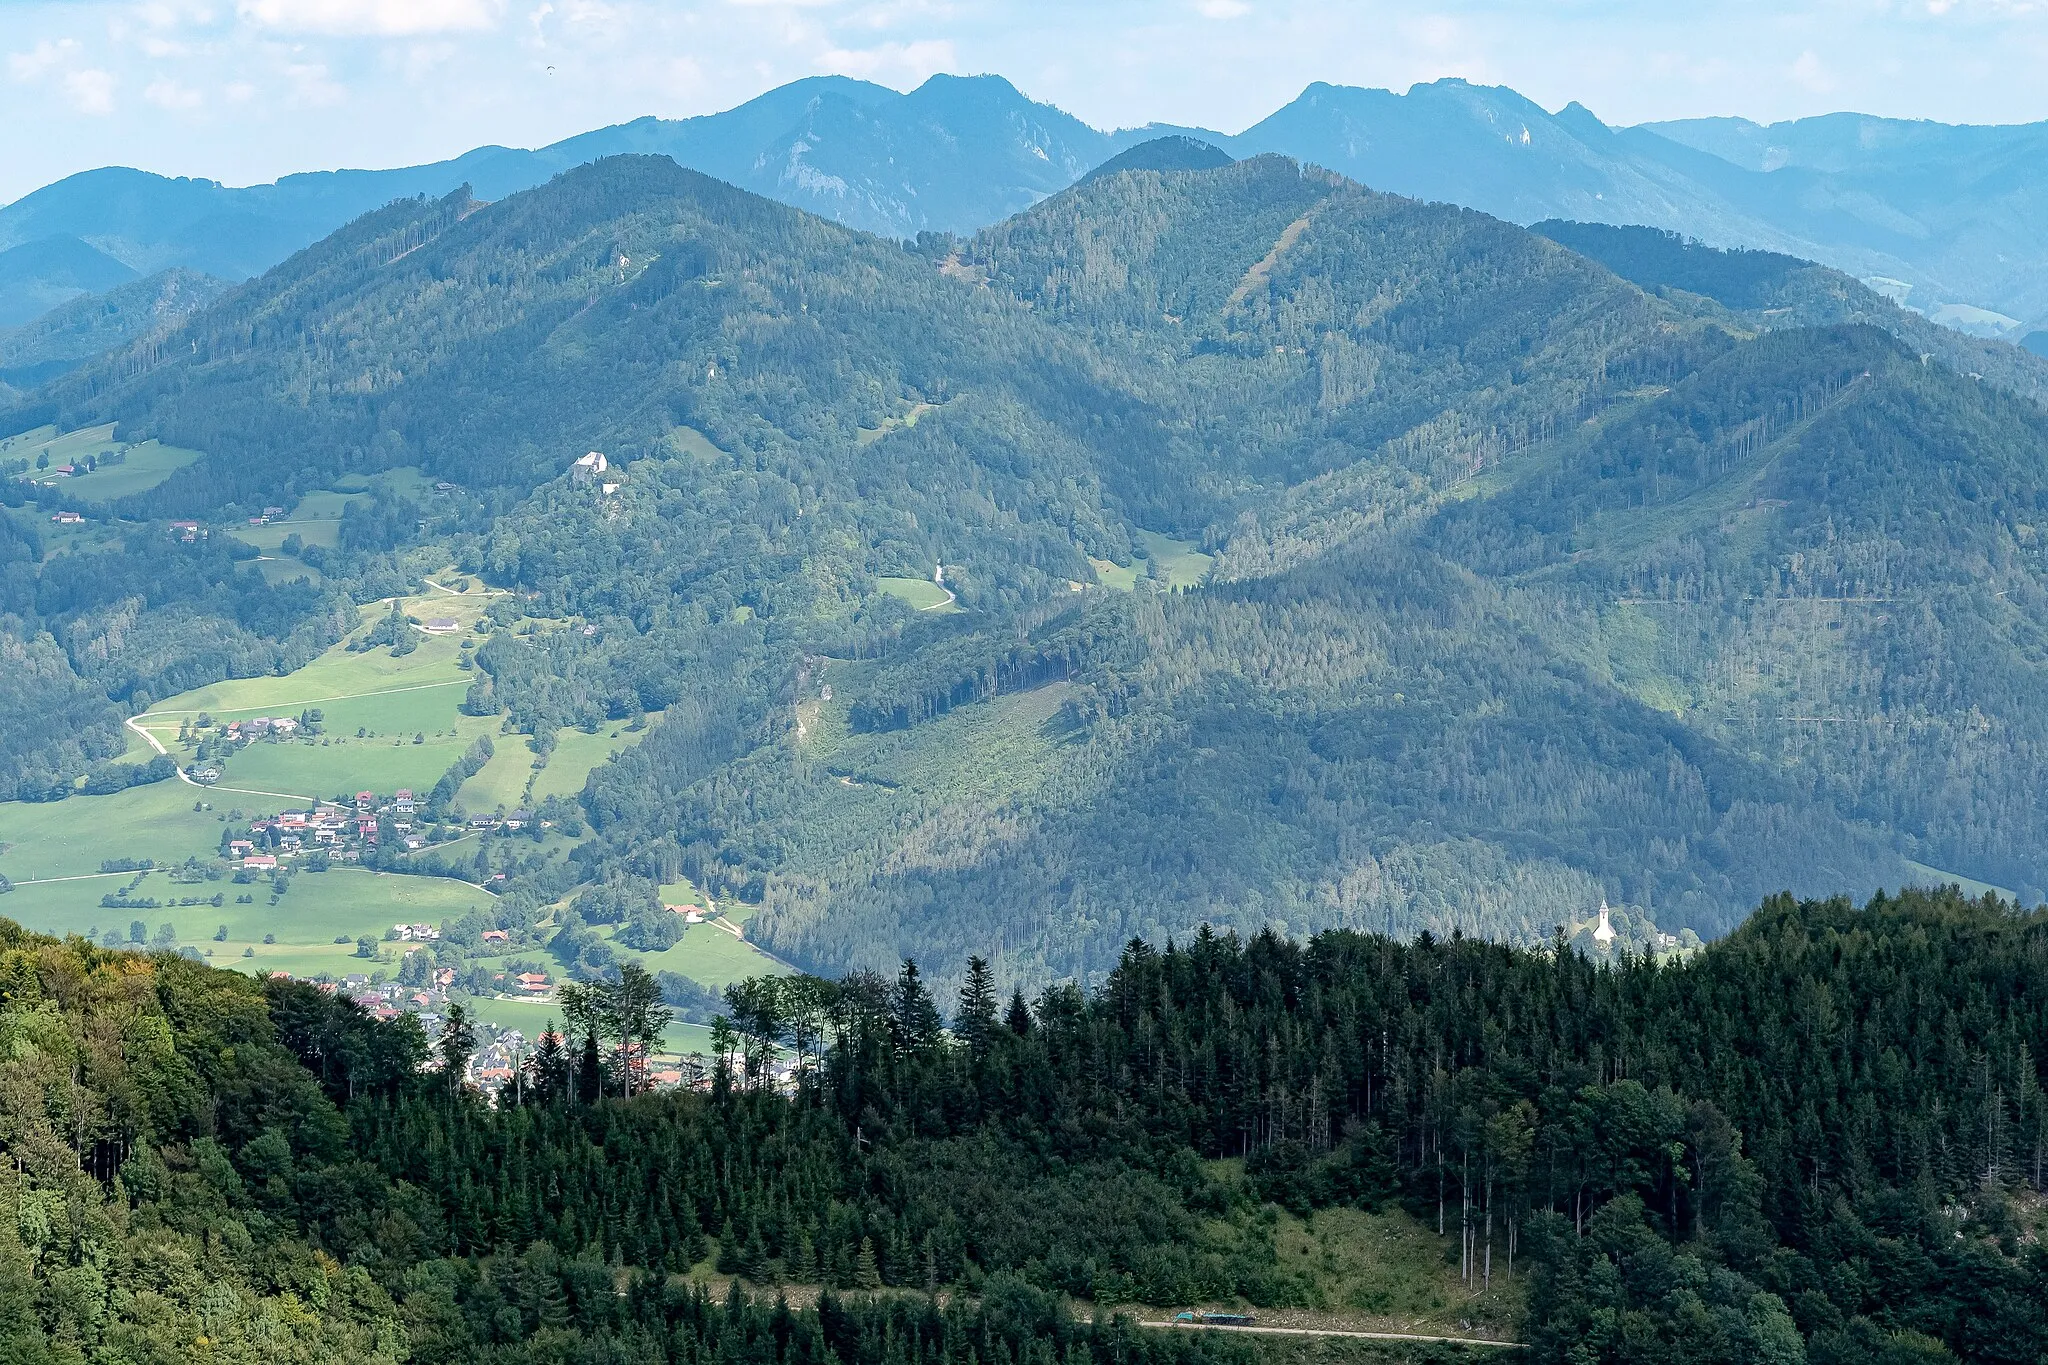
[
  {"left": 1789, "top": 49, "right": 1837, "bottom": 93},
  {"left": 236, "top": 0, "right": 506, "bottom": 37},
  {"left": 281, "top": 60, "right": 348, "bottom": 104},
  {"left": 1196, "top": 0, "right": 1249, "bottom": 17},
  {"left": 817, "top": 37, "right": 954, "bottom": 83},
  {"left": 64, "top": 69, "right": 117, "bottom": 115},
  {"left": 145, "top": 79, "right": 206, "bottom": 109},
  {"left": 9, "top": 39, "right": 80, "bottom": 82}
]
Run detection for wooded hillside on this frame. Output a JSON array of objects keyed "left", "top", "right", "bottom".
[{"left": 7, "top": 154, "right": 2048, "bottom": 989}]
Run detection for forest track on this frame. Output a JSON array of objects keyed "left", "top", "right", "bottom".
[{"left": 1139, "top": 1322, "right": 1525, "bottom": 1350}]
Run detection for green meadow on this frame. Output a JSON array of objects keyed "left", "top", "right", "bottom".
[
  {"left": 1091, "top": 531, "right": 1212, "bottom": 592},
  {"left": 877, "top": 575, "right": 960, "bottom": 611},
  {"left": 531, "top": 723, "right": 653, "bottom": 802},
  {"left": 5, "top": 422, "right": 205, "bottom": 501},
  {"left": 0, "top": 780, "right": 227, "bottom": 880},
  {"left": 604, "top": 892, "right": 793, "bottom": 991},
  {"left": 458, "top": 992, "right": 717, "bottom": 1059},
  {"left": 0, "top": 866, "right": 487, "bottom": 977}
]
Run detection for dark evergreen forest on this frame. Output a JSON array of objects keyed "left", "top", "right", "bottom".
[{"left": 4, "top": 886, "right": 2045, "bottom": 1362}]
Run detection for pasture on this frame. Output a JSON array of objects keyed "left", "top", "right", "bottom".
[
  {"left": 4, "top": 422, "right": 205, "bottom": 501},
  {"left": 606, "top": 909, "right": 792, "bottom": 992},
  {"left": 530, "top": 723, "right": 653, "bottom": 803},
  {"left": 459, "top": 992, "right": 717, "bottom": 1059},
  {"left": 0, "top": 780, "right": 226, "bottom": 881},
  {"left": 0, "top": 866, "right": 486, "bottom": 976},
  {"left": 877, "top": 575, "right": 959, "bottom": 611},
  {"left": 217, "top": 721, "right": 501, "bottom": 803},
  {"left": 1091, "top": 531, "right": 1212, "bottom": 592}
]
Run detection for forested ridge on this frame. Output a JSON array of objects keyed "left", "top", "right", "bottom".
[
  {"left": 3, "top": 886, "right": 2046, "bottom": 1362},
  {"left": 9, "top": 153, "right": 2048, "bottom": 986}
]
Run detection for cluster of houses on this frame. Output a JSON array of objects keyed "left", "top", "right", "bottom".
[
  {"left": 227, "top": 787, "right": 423, "bottom": 866},
  {"left": 245, "top": 506, "right": 288, "bottom": 526},
  {"left": 263, "top": 967, "right": 736, "bottom": 1100}
]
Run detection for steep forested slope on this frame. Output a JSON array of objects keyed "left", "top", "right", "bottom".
[{"left": 9, "top": 153, "right": 2048, "bottom": 989}]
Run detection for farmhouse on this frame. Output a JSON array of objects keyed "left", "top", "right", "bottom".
[
  {"left": 241, "top": 854, "right": 278, "bottom": 871},
  {"left": 50, "top": 510, "right": 83, "bottom": 524},
  {"left": 515, "top": 973, "right": 549, "bottom": 993},
  {"left": 422, "top": 617, "right": 460, "bottom": 634},
  {"left": 481, "top": 929, "right": 510, "bottom": 946}
]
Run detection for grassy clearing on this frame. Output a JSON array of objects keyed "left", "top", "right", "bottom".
[
  {"left": 459, "top": 738, "right": 543, "bottom": 811},
  {"left": 134, "top": 587, "right": 484, "bottom": 728},
  {"left": 458, "top": 992, "right": 716, "bottom": 1058},
  {"left": 856, "top": 401, "right": 938, "bottom": 446},
  {"left": 610, "top": 918, "right": 790, "bottom": 991},
  {"left": 65, "top": 440, "right": 207, "bottom": 502},
  {"left": 218, "top": 720, "right": 501, "bottom": 803},
  {"left": 0, "top": 781, "right": 227, "bottom": 881},
  {"left": 1903, "top": 860, "right": 2020, "bottom": 903},
  {"left": 1129, "top": 1174, "right": 1521, "bottom": 1345},
  {"left": 0, "top": 867, "right": 486, "bottom": 968},
  {"left": 877, "top": 576, "right": 960, "bottom": 612},
  {"left": 1093, "top": 532, "right": 1213, "bottom": 592},
  {"left": 5, "top": 423, "right": 206, "bottom": 501},
  {"left": 1135, "top": 530, "right": 1214, "bottom": 589},
  {"left": 531, "top": 723, "right": 651, "bottom": 803},
  {"left": 235, "top": 521, "right": 345, "bottom": 553},
  {"left": 1088, "top": 557, "right": 1140, "bottom": 590},
  {"left": 665, "top": 426, "right": 728, "bottom": 462}
]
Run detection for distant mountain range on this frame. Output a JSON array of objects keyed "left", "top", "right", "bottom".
[{"left": 5, "top": 74, "right": 2048, "bottom": 355}]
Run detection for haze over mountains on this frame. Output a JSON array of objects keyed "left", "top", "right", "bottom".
[{"left": 6, "top": 72, "right": 2048, "bottom": 354}]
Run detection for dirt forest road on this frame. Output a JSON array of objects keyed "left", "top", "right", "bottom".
[{"left": 1138, "top": 1322, "right": 1526, "bottom": 1350}]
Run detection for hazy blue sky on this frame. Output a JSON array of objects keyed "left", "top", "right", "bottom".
[{"left": 6, "top": 0, "right": 2048, "bottom": 203}]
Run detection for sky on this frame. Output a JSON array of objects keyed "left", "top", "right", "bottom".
[{"left": 5, "top": 0, "right": 2048, "bottom": 204}]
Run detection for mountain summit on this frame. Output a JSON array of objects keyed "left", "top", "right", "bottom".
[{"left": 9, "top": 75, "right": 2048, "bottom": 341}]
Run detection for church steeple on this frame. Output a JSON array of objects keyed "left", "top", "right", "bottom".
[{"left": 1593, "top": 898, "right": 1616, "bottom": 946}]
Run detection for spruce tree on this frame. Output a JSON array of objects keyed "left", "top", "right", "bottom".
[{"left": 956, "top": 956, "right": 997, "bottom": 1053}]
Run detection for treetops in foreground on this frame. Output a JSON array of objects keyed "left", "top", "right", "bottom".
[{"left": 2, "top": 886, "right": 2045, "bottom": 1362}]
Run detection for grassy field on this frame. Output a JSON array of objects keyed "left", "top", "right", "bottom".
[
  {"left": 877, "top": 576, "right": 960, "bottom": 612},
  {"left": 665, "top": 426, "right": 728, "bottom": 462},
  {"left": 458, "top": 737, "right": 544, "bottom": 811},
  {"left": 531, "top": 723, "right": 653, "bottom": 802},
  {"left": 455, "top": 719, "right": 656, "bottom": 811},
  {"left": 0, "top": 780, "right": 227, "bottom": 880},
  {"left": 4, "top": 422, "right": 206, "bottom": 501},
  {"left": 0, "top": 866, "right": 487, "bottom": 974},
  {"left": 856, "top": 401, "right": 938, "bottom": 446},
  {"left": 458, "top": 992, "right": 717, "bottom": 1058},
  {"left": 1127, "top": 1168, "right": 1522, "bottom": 1343},
  {"left": 219, "top": 721, "right": 502, "bottom": 803},
  {"left": 1134, "top": 530, "right": 1215, "bottom": 589},
  {"left": 613, "top": 918, "right": 790, "bottom": 991},
  {"left": 1093, "top": 532, "right": 1213, "bottom": 592},
  {"left": 1903, "top": 860, "right": 2020, "bottom": 903}
]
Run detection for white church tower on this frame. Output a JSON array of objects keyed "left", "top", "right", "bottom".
[{"left": 1593, "top": 898, "right": 1616, "bottom": 947}]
